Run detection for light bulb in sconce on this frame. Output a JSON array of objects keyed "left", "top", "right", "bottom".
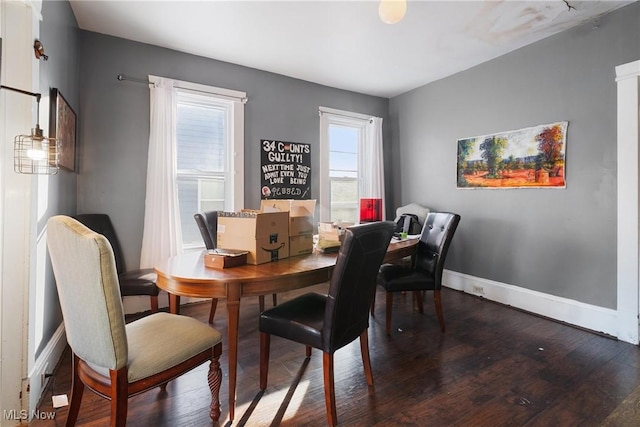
[
  {"left": 27, "top": 128, "right": 47, "bottom": 161},
  {"left": 27, "top": 149, "right": 47, "bottom": 161},
  {"left": 379, "top": 0, "right": 407, "bottom": 24}
]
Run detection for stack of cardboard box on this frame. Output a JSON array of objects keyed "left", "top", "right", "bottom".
[
  {"left": 261, "top": 199, "right": 316, "bottom": 256},
  {"left": 217, "top": 210, "right": 290, "bottom": 265}
]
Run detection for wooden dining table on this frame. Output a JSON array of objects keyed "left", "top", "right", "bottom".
[{"left": 154, "top": 237, "right": 417, "bottom": 421}]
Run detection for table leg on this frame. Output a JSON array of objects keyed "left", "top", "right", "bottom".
[
  {"left": 226, "top": 284, "right": 241, "bottom": 421},
  {"left": 169, "top": 293, "right": 181, "bottom": 314}
]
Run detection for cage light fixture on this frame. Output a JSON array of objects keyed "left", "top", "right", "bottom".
[{"left": 1, "top": 84, "right": 60, "bottom": 175}]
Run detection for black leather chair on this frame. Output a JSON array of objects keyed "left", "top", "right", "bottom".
[
  {"left": 194, "top": 211, "right": 277, "bottom": 323},
  {"left": 377, "top": 212, "right": 460, "bottom": 334},
  {"left": 74, "top": 214, "right": 160, "bottom": 313},
  {"left": 259, "top": 221, "right": 396, "bottom": 427},
  {"left": 194, "top": 210, "right": 218, "bottom": 251}
]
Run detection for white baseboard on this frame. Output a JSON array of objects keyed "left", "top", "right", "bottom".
[
  {"left": 444, "top": 270, "right": 623, "bottom": 341},
  {"left": 28, "top": 323, "right": 67, "bottom": 416}
]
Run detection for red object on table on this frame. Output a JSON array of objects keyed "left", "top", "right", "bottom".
[{"left": 359, "top": 198, "right": 382, "bottom": 222}]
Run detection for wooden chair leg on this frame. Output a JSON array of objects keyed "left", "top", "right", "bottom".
[
  {"left": 109, "top": 367, "right": 129, "bottom": 427},
  {"left": 322, "top": 352, "right": 338, "bottom": 427},
  {"left": 150, "top": 295, "right": 159, "bottom": 313},
  {"left": 359, "top": 330, "right": 374, "bottom": 387},
  {"left": 259, "top": 332, "right": 270, "bottom": 390},
  {"left": 413, "top": 291, "right": 424, "bottom": 314},
  {"left": 259, "top": 295, "right": 265, "bottom": 313},
  {"left": 208, "top": 299, "right": 218, "bottom": 324},
  {"left": 306, "top": 345, "right": 312, "bottom": 358},
  {"left": 272, "top": 293, "right": 278, "bottom": 307},
  {"left": 65, "top": 354, "right": 84, "bottom": 427},
  {"left": 434, "top": 289, "right": 445, "bottom": 333},
  {"left": 208, "top": 343, "right": 223, "bottom": 421},
  {"left": 385, "top": 292, "right": 393, "bottom": 335}
]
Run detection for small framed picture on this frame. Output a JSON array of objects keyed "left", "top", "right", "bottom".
[{"left": 49, "top": 88, "right": 77, "bottom": 172}]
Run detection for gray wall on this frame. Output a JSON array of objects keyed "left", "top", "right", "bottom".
[
  {"left": 388, "top": 2, "right": 640, "bottom": 309},
  {"left": 37, "top": 0, "right": 79, "bottom": 357},
  {"left": 77, "top": 31, "right": 390, "bottom": 271},
  {"left": 43, "top": 2, "right": 638, "bottom": 351}
]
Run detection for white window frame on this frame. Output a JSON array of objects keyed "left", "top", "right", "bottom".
[
  {"left": 142, "top": 76, "right": 246, "bottom": 268},
  {"left": 172, "top": 79, "right": 245, "bottom": 214},
  {"left": 172, "top": 82, "right": 245, "bottom": 249},
  {"left": 319, "top": 106, "right": 371, "bottom": 223}
]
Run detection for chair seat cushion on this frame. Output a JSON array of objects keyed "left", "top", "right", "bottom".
[
  {"left": 119, "top": 268, "right": 156, "bottom": 281},
  {"left": 378, "top": 264, "right": 436, "bottom": 292},
  {"left": 89, "top": 312, "right": 222, "bottom": 383},
  {"left": 259, "top": 292, "right": 326, "bottom": 350},
  {"left": 118, "top": 268, "right": 159, "bottom": 296}
]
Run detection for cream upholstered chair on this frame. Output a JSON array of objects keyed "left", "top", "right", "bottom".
[
  {"left": 74, "top": 213, "right": 160, "bottom": 313},
  {"left": 47, "top": 215, "right": 223, "bottom": 426}
]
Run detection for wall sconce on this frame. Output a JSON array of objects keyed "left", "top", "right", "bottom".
[
  {"left": 1, "top": 85, "right": 59, "bottom": 175},
  {"left": 379, "top": 0, "right": 407, "bottom": 24},
  {"left": 34, "top": 40, "right": 48, "bottom": 61},
  {"left": 359, "top": 198, "right": 383, "bottom": 223}
]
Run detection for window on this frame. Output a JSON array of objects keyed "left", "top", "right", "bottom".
[
  {"left": 142, "top": 77, "right": 245, "bottom": 267},
  {"left": 319, "top": 108, "right": 369, "bottom": 224},
  {"left": 175, "top": 86, "right": 245, "bottom": 249}
]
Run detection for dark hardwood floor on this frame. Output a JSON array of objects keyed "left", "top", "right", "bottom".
[{"left": 32, "top": 285, "right": 640, "bottom": 426}]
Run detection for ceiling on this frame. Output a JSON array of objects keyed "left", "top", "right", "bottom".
[{"left": 68, "top": 0, "right": 634, "bottom": 98}]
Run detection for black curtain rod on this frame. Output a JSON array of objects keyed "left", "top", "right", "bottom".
[
  {"left": 116, "top": 73, "right": 249, "bottom": 103},
  {"left": 116, "top": 74, "right": 149, "bottom": 85},
  {"left": 0, "top": 85, "right": 41, "bottom": 102}
]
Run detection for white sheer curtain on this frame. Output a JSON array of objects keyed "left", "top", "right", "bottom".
[
  {"left": 362, "top": 117, "right": 386, "bottom": 220},
  {"left": 139, "top": 76, "right": 183, "bottom": 268}
]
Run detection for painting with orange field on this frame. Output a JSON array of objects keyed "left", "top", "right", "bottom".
[{"left": 457, "top": 121, "right": 568, "bottom": 189}]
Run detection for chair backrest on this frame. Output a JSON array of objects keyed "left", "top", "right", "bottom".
[
  {"left": 323, "top": 221, "right": 396, "bottom": 352},
  {"left": 415, "top": 212, "right": 461, "bottom": 287},
  {"left": 395, "top": 203, "right": 430, "bottom": 228},
  {"left": 47, "top": 215, "right": 128, "bottom": 371},
  {"left": 74, "top": 213, "right": 126, "bottom": 274},
  {"left": 194, "top": 211, "right": 218, "bottom": 250}
]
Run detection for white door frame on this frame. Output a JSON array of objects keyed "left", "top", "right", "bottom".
[
  {"left": 0, "top": 1, "right": 40, "bottom": 424},
  {"left": 616, "top": 59, "right": 640, "bottom": 344}
]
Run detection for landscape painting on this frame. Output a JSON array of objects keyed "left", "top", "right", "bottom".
[{"left": 457, "top": 121, "right": 568, "bottom": 189}]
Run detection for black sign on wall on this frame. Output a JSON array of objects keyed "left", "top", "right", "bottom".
[{"left": 260, "top": 139, "right": 311, "bottom": 200}]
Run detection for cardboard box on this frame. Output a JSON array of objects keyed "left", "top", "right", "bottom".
[
  {"left": 261, "top": 199, "right": 316, "bottom": 236},
  {"left": 318, "top": 222, "right": 352, "bottom": 242},
  {"left": 217, "top": 211, "right": 289, "bottom": 265},
  {"left": 289, "top": 234, "right": 314, "bottom": 256}
]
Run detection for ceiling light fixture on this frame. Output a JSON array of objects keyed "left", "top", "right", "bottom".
[
  {"left": 1, "top": 85, "right": 60, "bottom": 175},
  {"left": 379, "top": 0, "right": 407, "bottom": 24}
]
